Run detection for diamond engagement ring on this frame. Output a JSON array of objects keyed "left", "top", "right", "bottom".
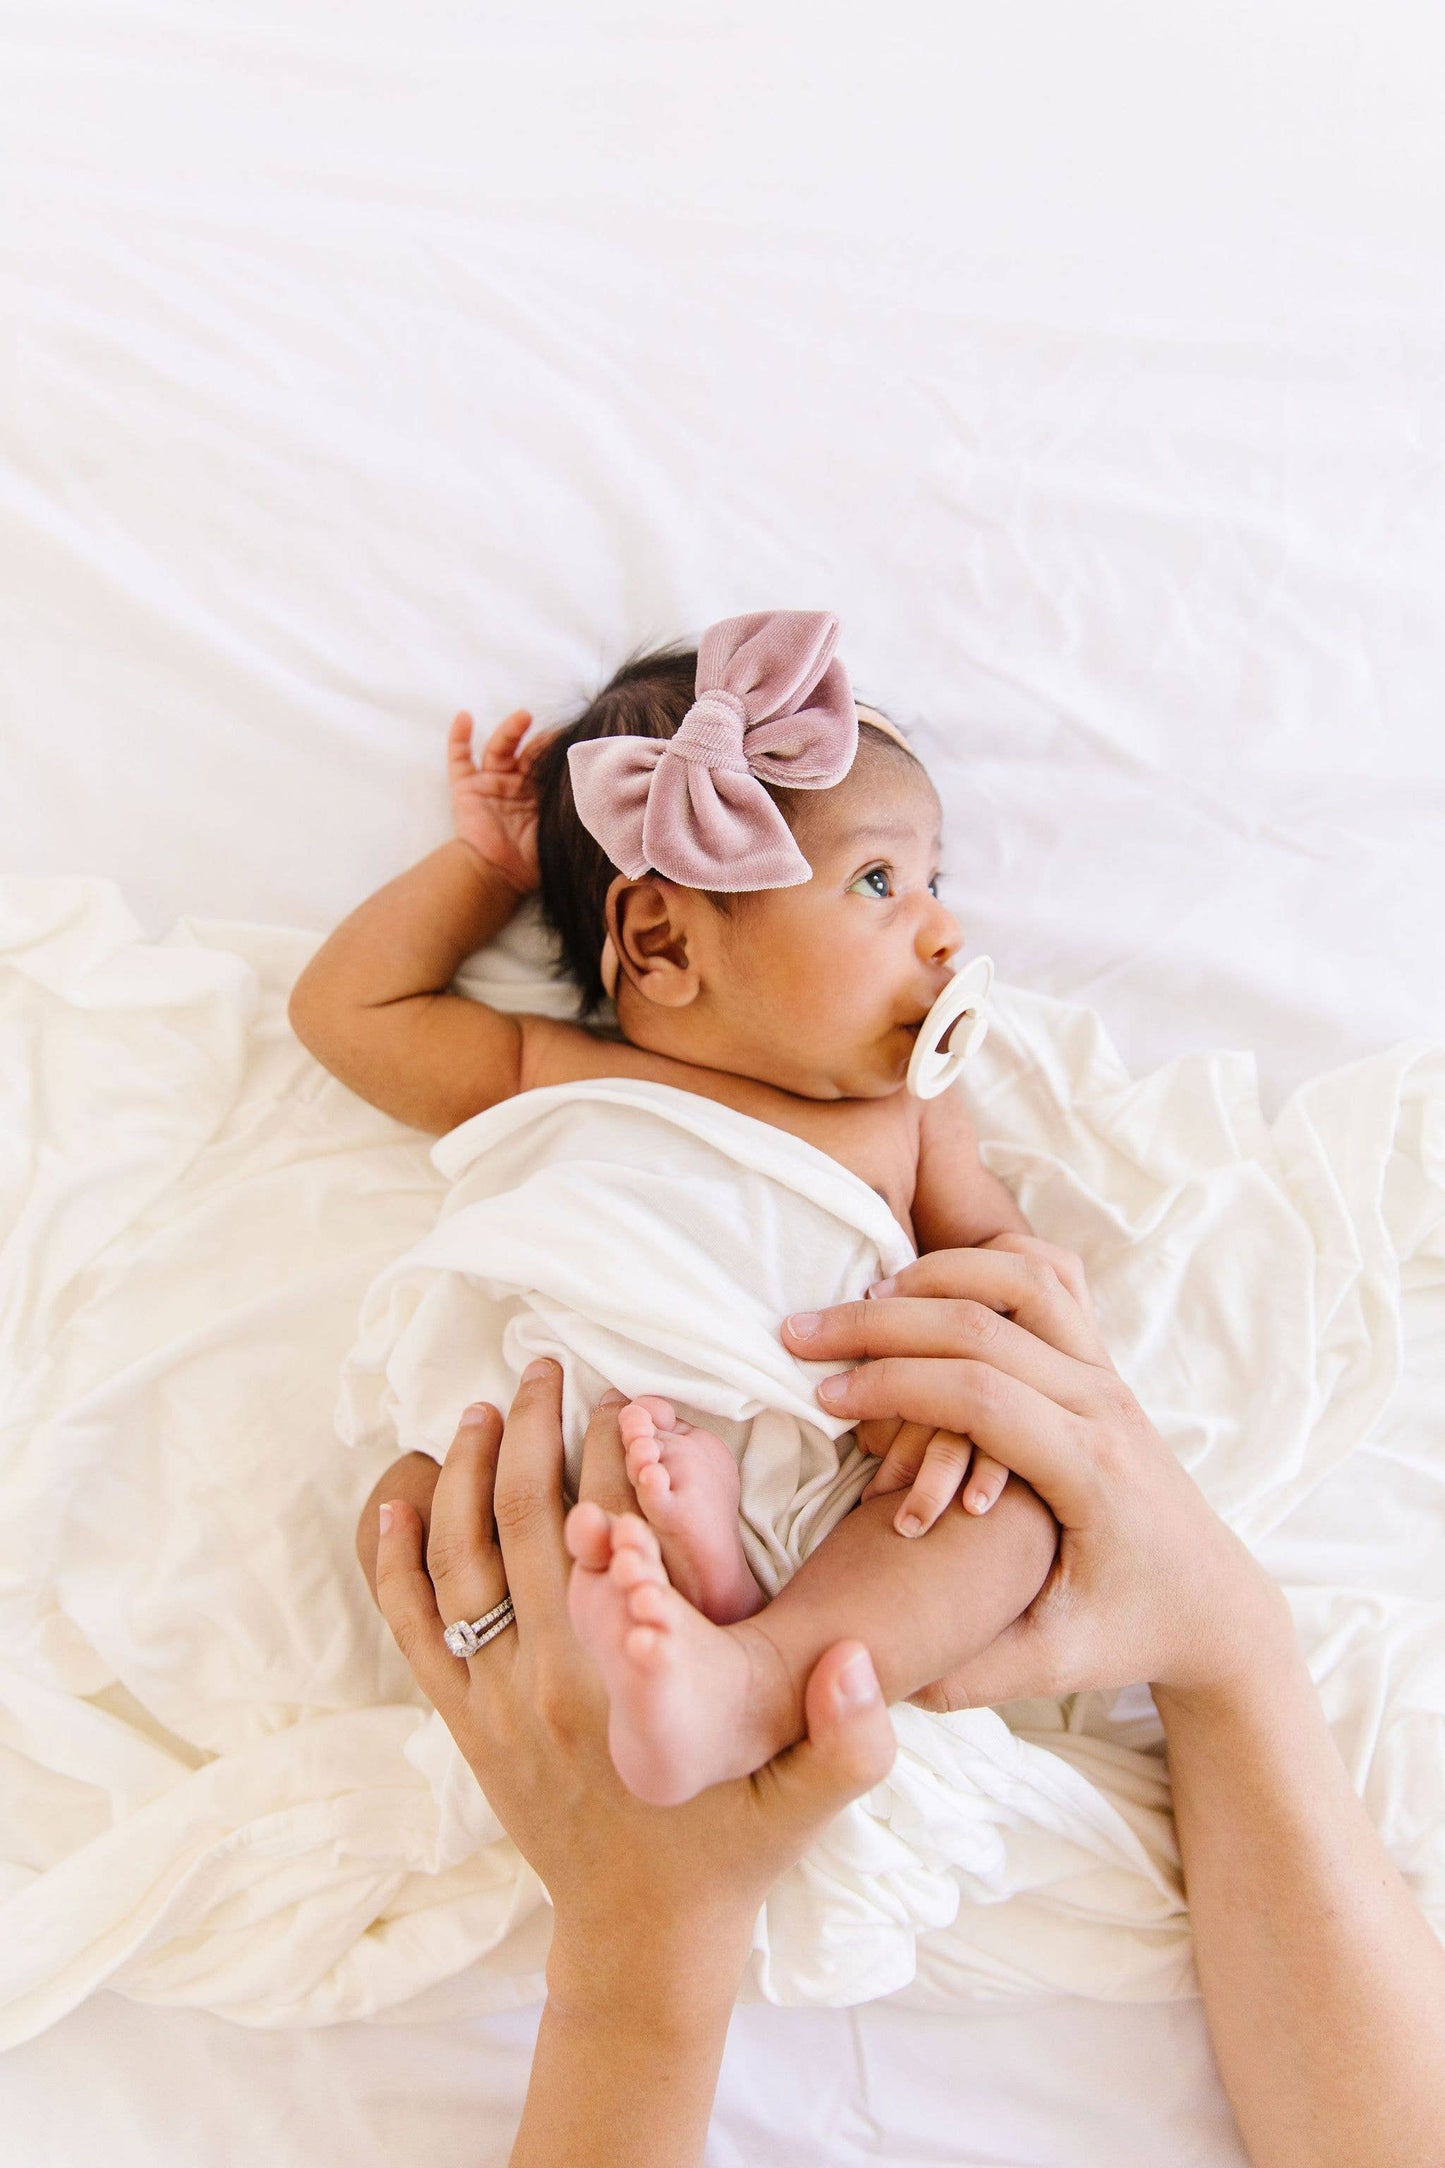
[{"left": 443, "top": 1595, "right": 516, "bottom": 1658}]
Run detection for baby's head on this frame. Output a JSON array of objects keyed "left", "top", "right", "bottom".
[{"left": 530, "top": 615, "right": 962, "bottom": 1101}]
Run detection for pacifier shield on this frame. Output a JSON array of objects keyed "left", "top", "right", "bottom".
[{"left": 906, "top": 956, "right": 994, "bottom": 1100}]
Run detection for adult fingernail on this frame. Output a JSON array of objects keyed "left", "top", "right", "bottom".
[
  {"left": 598, "top": 1388, "right": 626, "bottom": 1407},
  {"left": 786, "top": 1311, "right": 821, "bottom": 1339},
  {"left": 896, "top": 1512, "right": 923, "bottom": 1538},
  {"left": 817, "top": 1372, "right": 848, "bottom": 1405},
  {"left": 866, "top": 1278, "right": 896, "bottom": 1300},
  {"left": 522, "top": 1358, "right": 556, "bottom": 1383},
  {"left": 966, "top": 1489, "right": 991, "bottom": 1514},
  {"left": 378, "top": 1501, "right": 395, "bottom": 1534},
  {"left": 460, "top": 1402, "right": 493, "bottom": 1427},
  {"left": 834, "top": 1648, "right": 880, "bottom": 1709}
]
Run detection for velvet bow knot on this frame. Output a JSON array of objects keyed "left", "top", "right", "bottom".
[{"left": 567, "top": 610, "right": 857, "bottom": 891}]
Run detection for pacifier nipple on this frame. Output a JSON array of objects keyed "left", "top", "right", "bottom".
[{"left": 906, "top": 956, "right": 994, "bottom": 1100}]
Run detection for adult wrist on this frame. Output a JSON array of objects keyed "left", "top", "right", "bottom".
[
  {"left": 545, "top": 1907, "right": 753, "bottom": 2038},
  {"left": 1152, "top": 1571, "right": 1298, "bottom": 1728}
]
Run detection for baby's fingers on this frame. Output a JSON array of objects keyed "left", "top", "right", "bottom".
[
  {"left": 480, "top": 708, "right": 533, "bottom": 771},
  {"left": 448, "top": 711, "right": 478, "bottom": 779},
  {"left": 962, "top": 1451, "right": 1010, "bottom": 1516},
  {"left": 860, "top": 1419, "right": 936, "bottom": 1502},
  {"left": 891, "top": 1429, "right": 976, "bottom": 1539},
  {"left": 855, "top": 1414, "right": 903, "bottom": 1461},
  {"left": 516, "top": 724, "right": 559, "bottom": 775}
]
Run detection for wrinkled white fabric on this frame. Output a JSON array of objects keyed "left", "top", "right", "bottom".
[{"left": 1, "top": 876, "right": 1442, "bottom": 2045}]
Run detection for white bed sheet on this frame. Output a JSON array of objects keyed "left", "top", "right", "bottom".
[{"left": 2, "top": 1, "right": 1442, "bottom": 2161}]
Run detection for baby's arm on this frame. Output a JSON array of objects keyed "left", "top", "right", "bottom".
[
  {"left": 854, "top": 1083, "right": 1032, "bottom": 1531},
  {"left": 289, "top": 712, "right": 543, "bottom": 1132},
  {"left": 910, "top": 1079, "right": 1029, "bottom": 1252}
]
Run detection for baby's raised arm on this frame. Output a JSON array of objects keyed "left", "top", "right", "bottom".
[{"left": 289, "top": 712, "right": 544, "bottom": 1133}]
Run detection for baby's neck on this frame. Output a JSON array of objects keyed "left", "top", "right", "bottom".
[
  {"left": 532, "top": 1008, "right": 921, "bottom": 1238},
  {"left": 613, "top": 994, "right": 837, "bottom": 1106}
]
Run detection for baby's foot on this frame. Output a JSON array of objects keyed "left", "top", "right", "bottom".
[
  {"left": 618, "top": 1397, "right": 762, "bottom": 1624},
  {"left": 564, "top": 1507, "right": 789, "bottom": 1806}
]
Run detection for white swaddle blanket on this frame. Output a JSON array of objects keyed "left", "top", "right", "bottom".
[
  {"left": 339, "top": 1077, "right": 918, "bottom": 1594},
  {"left": 1, "top": 878, "right": 1442, "bottom": 2042}
]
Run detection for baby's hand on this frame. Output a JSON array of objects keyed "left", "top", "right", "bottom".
[
  {"left": 853, "top": 1236, "right": 1092, "bottom": 1538},
  {"left": 856, "top": 1414, "right": 1011, "bottom": 1538},
  {"left": 448, "top": 709, "right": 553, "bottom": 894}
]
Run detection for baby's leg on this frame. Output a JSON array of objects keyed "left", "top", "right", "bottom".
[
  {"left": 618, "top": 1397, "right": 764, "bottom": 1624},
  {"left": 565, "top": 1479, "right": 1057, "bottom": 1806}
]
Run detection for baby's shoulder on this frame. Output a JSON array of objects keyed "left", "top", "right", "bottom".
[{"left": 516, "top": 1012, "right": 704, "bottom": 1094}]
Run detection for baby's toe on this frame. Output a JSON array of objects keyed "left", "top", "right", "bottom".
[
  {"left": 617, "top": 1403, "right": 656, "bottom": 1447},
  {"left": 623, "top": 1622, "right": 667, "bottom": 1669},
  {"left": 624, "top": 1430, "right": 662, "bottom": 1476},
  {"left": 624, "top": 1577, "right": 670, "bottom": 1628},
  {"left": 634, "top": 1460, "right": 672, "bottom": 1507},
  {"left": 630, "top": 1395, "right": 677, "bottom": 1431},
  {"left": 564, "top": 1499, "right": 612, "bottom": 1567},
  {"left": 608, "top": 1514, "right": 666, "bottom": 1587},
  {"left": 611, "top": 1509, "right": 660, "bottom": 1551}
]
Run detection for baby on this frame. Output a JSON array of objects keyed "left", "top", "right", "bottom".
[{"left": 293, "top": 612, "right": 1059, "bottom": 1804}]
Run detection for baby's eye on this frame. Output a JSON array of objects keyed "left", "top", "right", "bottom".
[
  {"left": 928, "top": 874, "right": 941, "bottom": 898},
  {"left": 850, "top": 866, "right": 893, "bottom": 899}
]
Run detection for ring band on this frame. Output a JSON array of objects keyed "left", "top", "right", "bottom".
[{"left": 443, "top": 1595, "right": 516, "bottom": 1658}]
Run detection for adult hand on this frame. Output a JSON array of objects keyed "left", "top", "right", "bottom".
[
  {"left": 374, "top": 1361, "right": 896, "bottom": 2010},
  {"left": 781, "top": 1247, "right": 1285, "bottom": 1709},
  {"left": 783, "top": 1251, "right": 1445, "bottom": 2168}
]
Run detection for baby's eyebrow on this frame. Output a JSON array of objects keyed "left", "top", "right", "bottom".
[{"left": 832, "top": 822, "right": 941, "bottom": 850}]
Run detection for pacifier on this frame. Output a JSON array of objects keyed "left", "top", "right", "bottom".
[{"left": 905, "top": 955, "right": 994, "bottom": 1099}]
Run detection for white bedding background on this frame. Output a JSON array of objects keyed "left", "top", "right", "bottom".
[{"left": 3, "top": 3, "right": 1445, "bottom": 2164}]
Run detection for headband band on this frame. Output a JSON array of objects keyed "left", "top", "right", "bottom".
[{"left": 855, "top": 703, "right": 914, "bottom": 756}]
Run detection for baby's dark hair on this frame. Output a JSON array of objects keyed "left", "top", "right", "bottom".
[{"left": 530, "top": 643, "right": 916, "bottom": 1014}]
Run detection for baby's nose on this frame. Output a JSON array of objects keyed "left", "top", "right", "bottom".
[{"left": 918, "top": 898, "right": 963, "bottom": 966}]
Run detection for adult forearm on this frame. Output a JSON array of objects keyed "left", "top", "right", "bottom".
[
  {"left": 292, "top": 841, "right": 519, "bottom": 1019},
  {"left": 1157, "top": 1603, "right": 1445, "bottom": 2168},
  {"left": 509, "top": 1930, "right": 748, "bottom": 2168}
]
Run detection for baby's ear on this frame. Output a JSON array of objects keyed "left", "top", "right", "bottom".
[{"left": 607, "top": 877, "right": 700, "bottom": 1009}]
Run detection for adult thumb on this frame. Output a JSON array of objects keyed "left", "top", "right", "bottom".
[{"left": 764, "top": 1642, "right": 896, "bottom": 1832}]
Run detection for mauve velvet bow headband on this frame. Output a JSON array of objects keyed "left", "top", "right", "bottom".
[{"left": 567, "top": 610, "right": 858, "bottom": 891}]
